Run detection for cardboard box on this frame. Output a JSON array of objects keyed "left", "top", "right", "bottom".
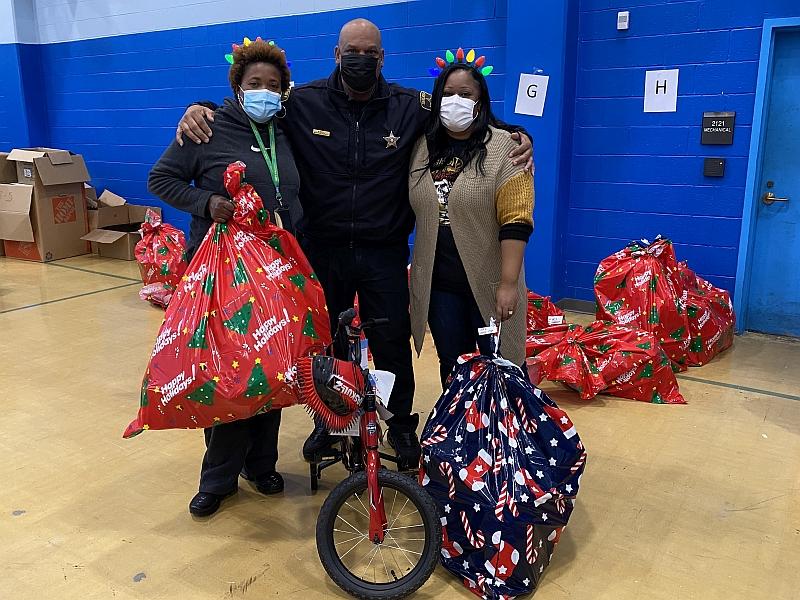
[
  {"left": 0, "top": 149, "right": 91, "bottom": 262},
  {"left": 0, "top": 152, "right": 15, "bottom": 254},
  {"left": 82, "top": 191, "right": 160, "bottom": 261},
  {"left": 84, "top": 183, "right": 98, "bottom": 209},
  {"left": 7, "top": 148, "right": 67, "bottom": 184},
  {"left": 0, "top": 152, "right": 16, "bottom": 183}
]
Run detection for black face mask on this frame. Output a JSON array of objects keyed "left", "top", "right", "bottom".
[{"left": 340, "top": 54, "right": 380, "bottom": 93}]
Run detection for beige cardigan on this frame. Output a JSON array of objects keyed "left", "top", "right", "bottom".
[{"left": 408, "top": 126, "right": 535, "bottom": 365}]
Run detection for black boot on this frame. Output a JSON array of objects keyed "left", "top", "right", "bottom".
[
  {"left": 255, "top": 472, "right": 285, "bottom": 495},
  {"left": 387, "top": 414, "right": 421, "bottom": 472},
  {"left": 302, "top": 419, "right": 338, "bottom": 462},
  {"left": 189, "top": 489, "right": 237, "bottom": 517}
]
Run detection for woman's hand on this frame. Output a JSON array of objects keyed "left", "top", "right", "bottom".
[
  {"left": 495, "top": 281, "right": 520, "bottom": 322},
  {"left": 176, "top": 106, "right": 215, "bottom": 146},
  {"left": 208, "top": 195, "right": 235, "bottom": 223}
]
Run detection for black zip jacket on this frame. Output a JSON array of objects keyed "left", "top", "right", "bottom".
[
  {"left": 194, "top": 67, "right": 528, "bottom": 248},
  {"left": 149, "top": 99, "right": 302, "bottom": 258}
]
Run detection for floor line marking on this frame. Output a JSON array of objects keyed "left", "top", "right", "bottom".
[
  {"left": 47, "top": 261, "right": 142, "bottom": 282},
  {"left": 0, "top": 283, "right": 139, "bottom": 315},
  {"left": 678, "top": 374, "right": 800, "bottom": 402}
]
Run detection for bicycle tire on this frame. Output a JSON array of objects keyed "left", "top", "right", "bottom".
[{"left": 316, "top": 470, "right": 442, "bottom": 599}]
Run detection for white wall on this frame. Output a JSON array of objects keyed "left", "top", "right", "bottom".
[
  {"left": 0, "top": 1, "right": 16, "bottom": 43},
  {"left": 13, "top": 0, "right": 38, "bottom": 43},
  {"left": 22, "top": 0, "right": 407, "bottom": 44},
  {"left": 0, "top": 0, "right": 38, "bottom": 43}
]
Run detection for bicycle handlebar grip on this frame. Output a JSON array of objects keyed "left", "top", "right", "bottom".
[{"left": 338, "top": 308, "right": 357, "bottom": 327}]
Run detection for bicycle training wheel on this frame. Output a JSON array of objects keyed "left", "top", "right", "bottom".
[{"left": 316, "top": 469, "right": 441, "bottom": 599}]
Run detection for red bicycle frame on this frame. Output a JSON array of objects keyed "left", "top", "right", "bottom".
[{"left": 360, "top": 388, "right": 387, "bottom": 544}]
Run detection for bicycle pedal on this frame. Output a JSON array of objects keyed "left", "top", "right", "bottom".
[{"left": 310, "top": 449, "right": 341, "bottom": 462}]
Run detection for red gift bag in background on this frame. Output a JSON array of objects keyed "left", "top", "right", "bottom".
[
  {"left": 527, "top": 291, "right": 565, "bottom": 331},
  {"left": 135, "top": 209, "right": 188, "bottom": 308},
  {"left": 526, "top": 323, "right": 571, "bottom": 358},
  {"left": 594, "top": 237, "right": 690, "bottom": 372},
  {"left": 530, "top": 321, "right": 685, "bottom": 404},
  {"left": 674, "top": 263, "right": 735, "bottom": 366},
  {"left": 124, "top": 162, "right": 331, "bottom": 438},
  {"left": 525, "top": 291, "right": 569, "bottom": 362}
]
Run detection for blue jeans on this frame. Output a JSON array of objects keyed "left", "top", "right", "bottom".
[{"left": 428, "top": 289, "right": 494, "bottom": 388}]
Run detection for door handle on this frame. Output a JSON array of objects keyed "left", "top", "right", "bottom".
[{"left": 762, "top": 192, "right": 790, "bottom": 205}]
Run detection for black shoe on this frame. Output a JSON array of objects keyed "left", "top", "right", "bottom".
[
  {"left": 255, "top": 472, "right": 284, "bottom": 495},
  {"left": 387, "top": 415, "right": 421, "bottom": 472},
  {"left": 302, "top": 420, "right": 338, "bottom": 462},
  {"left": 189, "top": 489, "right": 237, "bottom": 517},
  {"left": 239, "top": 468, "right": 251, "bottom": 481}
]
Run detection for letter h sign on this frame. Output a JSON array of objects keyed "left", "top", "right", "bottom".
[{"left": 644, "top": 69, "right": 679, "bottom": 113}]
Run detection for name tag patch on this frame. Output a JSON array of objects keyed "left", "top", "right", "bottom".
[{"left": 312, "top": 129, "right": 331, "bottom": 137}]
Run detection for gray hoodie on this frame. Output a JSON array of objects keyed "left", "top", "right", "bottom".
[{"left": 148, "top": 98, "right": 302, "bottom": 259}]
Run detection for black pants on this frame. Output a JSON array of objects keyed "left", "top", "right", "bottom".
[
  {"left": 199, "top": 410, "right": 282, "bottom": 494},
  {"left": 428, "top": 288, "right": 493, "bottom": 388},
  {"left": 303, "top": 241, "right": 416, "bottom": 431}
]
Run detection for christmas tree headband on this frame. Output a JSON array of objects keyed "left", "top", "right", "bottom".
[
  {"left": 225, "top": 37, "right": 291, "bottom": 68},
  {"left": 428, "top": 47, "right": 494, "bottom": 78}
]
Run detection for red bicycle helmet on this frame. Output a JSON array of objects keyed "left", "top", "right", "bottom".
[{"left": 296, "top": 355, "right": 365, "bottom": 431}]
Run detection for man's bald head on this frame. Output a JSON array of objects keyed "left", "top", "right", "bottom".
[
  {"left": 338, "top": 18, "right": 382, "bottom": 49},
  {"left": 334, "top": 18, "right": 385, "bottom": 99}
]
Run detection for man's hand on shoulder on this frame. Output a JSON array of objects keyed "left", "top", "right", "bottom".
[
  {"left": 509, "top": 131, "right": 533, "bottom": 173},
  {"left": 176, "top": 105, "right": 215, "bottom": 146}
]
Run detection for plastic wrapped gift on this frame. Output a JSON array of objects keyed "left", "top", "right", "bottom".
[
  {"left": 594, "top": 237, "right": 690, "bottom": 372},
  {"left": 420, "top": 352, "right": 586, "bottom": 598},
  {"left": 124, "top": 162, "right": 330, "bottom": 438},
  {"left": 530, "top": 321, "right": 685, "bottom": 404}
]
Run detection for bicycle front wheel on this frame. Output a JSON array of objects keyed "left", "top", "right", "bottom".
[{"left": 316, "top": 469, "right": 441, "bottom": 599}]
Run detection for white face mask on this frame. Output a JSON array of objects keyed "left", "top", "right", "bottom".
[{"left": 440, "top": 95, "right": 477, "bottom": 133}]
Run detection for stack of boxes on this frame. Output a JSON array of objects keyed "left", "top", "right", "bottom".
[
  {"left": 0, "top": 148, "right": 91, "bottom": 262},
  {"left": 0, "top": 147, "right": 159, "bottom": 262}
]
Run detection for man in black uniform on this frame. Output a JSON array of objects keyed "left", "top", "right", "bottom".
[{"left": 176, "top": 19, "right": 532, "bottom": 470}]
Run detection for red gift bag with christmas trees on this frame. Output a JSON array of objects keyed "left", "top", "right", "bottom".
[
  {"left": 530, "top": 321, "right": 685, "bottom": 404},
  {"left": 124, "top": 162, "right": 331, "bottom": 438},
  {"left": 527, "top": 291, "right": 565, "bottom": 332},
  {"left": 594, "top": 237, "right": 690, "bottom": 372},
  {"left": 526, "top": 323, "right": 570, "bottom": 358},
  {"left": 674, "top": 263, "right": 735, "bottom": 366},
  {"left": 135, "top": 209, "right": 188, "bottom": 308}
]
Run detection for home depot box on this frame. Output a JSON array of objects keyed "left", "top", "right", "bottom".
[
  {"left": 0, "top": 149, "right": 91, "bottom": 262},
  {"left": 82, "top": 192, "right": 160, "bottom": 260}
]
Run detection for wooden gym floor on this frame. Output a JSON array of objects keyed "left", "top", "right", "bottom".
[{"left": 1, "top": 255, "right": 798, "bottom": 600}]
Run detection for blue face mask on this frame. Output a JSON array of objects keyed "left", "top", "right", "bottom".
[{"left": 239, "top": 88, "right": 282, "bottom": 123}]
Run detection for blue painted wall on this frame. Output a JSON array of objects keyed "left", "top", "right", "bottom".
[
  {"left": 504, "top": 0, "right": 577, "bottom": 297},
  {"left": 4, "top": 0, "right": 799, "bottom": 301},
  {"left": 565, "top": 0, "right": 800, "bottom": 301},
  {"left": 0, "top": 0, "right": 508, "bottom": 234},
  {"left": 0, "top": 44, "right": 31, "bottom": 148}
]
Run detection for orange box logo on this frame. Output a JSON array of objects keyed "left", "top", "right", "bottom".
[
  {"left": 52, "top": 195, "right": 77, "bottom": 224},
  {"left": 5, "top": 241, "right": 42, "bottom": 261}
]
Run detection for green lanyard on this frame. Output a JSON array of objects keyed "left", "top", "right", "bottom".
[{"left": 249, "top": 120, "right": 285, "bottom": 208}]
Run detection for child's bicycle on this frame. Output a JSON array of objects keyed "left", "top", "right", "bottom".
[{"left": 296, "top": 308, "right": 441, "bottom": 599}]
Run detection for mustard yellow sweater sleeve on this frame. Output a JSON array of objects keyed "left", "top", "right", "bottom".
[{"left": 494, "top": 133, "right": 535, "bottom": 233}]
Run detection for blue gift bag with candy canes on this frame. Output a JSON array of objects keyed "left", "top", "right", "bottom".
[{"left": 420, "top": 352, "right": 587, "bottom": 599}]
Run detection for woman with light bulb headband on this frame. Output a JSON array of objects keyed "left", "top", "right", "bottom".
[
  {"left": 148, "top": 38, "right": 300, "bottom": 517},
  {"left": 408, "top": 49, "right": 535, "bottom": 387}
]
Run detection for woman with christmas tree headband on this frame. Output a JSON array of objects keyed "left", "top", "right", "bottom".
[
  {"left": 409, "top": 48, "right": 534, "bottom": 386},
  {"left": 148, "top": 37, "right": 302, "bottom": 517}
]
